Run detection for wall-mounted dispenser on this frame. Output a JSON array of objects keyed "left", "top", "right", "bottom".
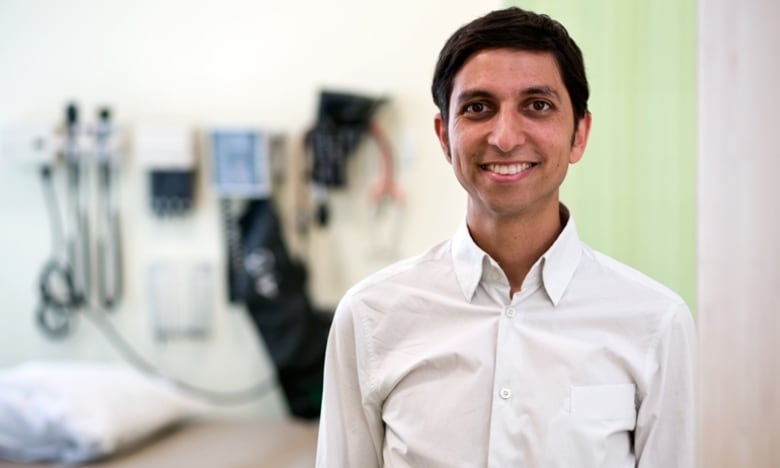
[{"left": 133, "top": 125, "right": 196, "bottom": 217}]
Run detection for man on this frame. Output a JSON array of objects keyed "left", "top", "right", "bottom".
[{"left": 315, "top": 7, "right": 695, "bottom": 468}]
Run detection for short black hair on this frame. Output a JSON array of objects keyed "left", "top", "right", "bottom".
[{"left": 432, "top": 7, "right": 589, "bottom": 126}]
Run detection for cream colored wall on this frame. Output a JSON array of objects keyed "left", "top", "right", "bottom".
[
  {"left": 697, "top": 0, "right": 780, "bottom": 465},
  {"left": 0, "top": 0, "right": 500, "bottom": 416}
]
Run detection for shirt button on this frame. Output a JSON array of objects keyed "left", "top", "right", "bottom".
[
  {"left": 505, "top": 307, "right": 516, "bottom": 318},
  {"left": 499, "top": 388, "right": 512, "bottom": 399}
]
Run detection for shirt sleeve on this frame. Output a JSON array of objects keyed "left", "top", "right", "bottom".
[
  {"left": 315, "top": 294, "right": 384, "bottom": 468},
  {"left": 635, "top": 301, "right": 697, "bottom": 468}
]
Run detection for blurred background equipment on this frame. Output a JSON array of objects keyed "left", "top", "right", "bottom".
[
  {"left": 234, "top": 199, "right": 330, "bottom": 419},
  {"left": 303, "top": 90, "right": 401, "bottom": 227},
  {"left": 91, "top": 107, "right": 123, "bottom": 310},
  {"left": 35, "top": 103, "right": 123, "bottom": 338},
  {"left": 208, "top": 127, "right": 330, "bottom": 419},
  {"left": 208, "top": 127, "right": 282, "bottom": 302},
  {"left": 209, "top": 127, "right": 281, "bottom": 200},
  {"left": 133, "top": 125, "right": 197, "bottom": 217},
  {"left": 13, "top": 110, "right": 279, "bottom": 406},
  {"left": 147, "top": 259, "right": 215, "bottom": 341}
]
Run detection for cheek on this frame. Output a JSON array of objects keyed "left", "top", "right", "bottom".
[
  {"left": 452, "top": 152, "right": 469, "bottom": 175},
  {"left": 536, "top": 128, "right": 573, "bottom": 163},
  {"left": 449, "top": 123, "right": 481, "bottom": 155},
  {"left": 450, "top": 149, "right": 476, "bottom": 182}
]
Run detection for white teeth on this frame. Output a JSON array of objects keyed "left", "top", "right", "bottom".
[{"left": 485, "top": 163, "right": 532, "bottom": 175}]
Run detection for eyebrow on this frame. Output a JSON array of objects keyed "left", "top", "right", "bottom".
[
  {"left": 455, "top": 86, "right": 562, "bottom": 104},
  {"left": 520, "top": 86, "right": 561, "bottom": 101},
  {"left": 454, "top": 89, "right": 494, "bottom": 104}
]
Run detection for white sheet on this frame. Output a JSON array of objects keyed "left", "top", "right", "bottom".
[{"left": 0, "top": 360, "right": 206, "bottom": 464}]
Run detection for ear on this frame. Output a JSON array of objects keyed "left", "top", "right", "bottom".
[
  {"left": 433, "top": 112, "right": 451, "bottom": 163},
  {"left": 569, "top": 112, "right": 592, "bottom": 164}
]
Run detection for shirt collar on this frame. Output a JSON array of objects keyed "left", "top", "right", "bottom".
[
  {"left": 539, "top": 204, "right": 582, "bottom": 306},
  {"left": 451, "top": 204, "right": 582, "bottom": 306},
  {"left": 452, "top": 222, "right": 486, "bottom": 302}
]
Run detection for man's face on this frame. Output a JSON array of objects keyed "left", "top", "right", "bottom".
[{"left": 434, "top": 48, "right": 590, "bottom": 224}]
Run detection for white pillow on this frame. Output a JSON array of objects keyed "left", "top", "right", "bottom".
[{"left": 0, "top": 360, "right": 207, "bottom": 463}]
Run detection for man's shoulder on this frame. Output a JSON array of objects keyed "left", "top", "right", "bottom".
[
  {"left": 344, "top": 239, "right": 454, "bottom": 300},
  {"left": 579, "top": 244, "right": 688, "bottom": 309}
]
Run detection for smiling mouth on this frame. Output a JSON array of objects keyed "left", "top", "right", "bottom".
[{"left": 481, "top": 162, "right": 535, "bottom": 175}]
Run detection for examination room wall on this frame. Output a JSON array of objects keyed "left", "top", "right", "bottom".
[{"left": 0, "top": 0, "right": 501, "bottom": 416}]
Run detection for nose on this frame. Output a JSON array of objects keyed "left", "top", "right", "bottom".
[{"left": 487, "top": 109, "right": 525, "bottom": 153}]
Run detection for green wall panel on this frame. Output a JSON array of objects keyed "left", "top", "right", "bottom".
[{"left": 506, "top": 0, "right": 697, "bottom": 309}]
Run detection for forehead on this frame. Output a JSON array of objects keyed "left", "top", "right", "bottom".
[{"left": 451, "top": 48, "right": 566, "bottom": 100}]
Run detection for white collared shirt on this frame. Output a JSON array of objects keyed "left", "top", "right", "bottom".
[{"left": 316, "top": 209, "right": 696, "bottom": 468}]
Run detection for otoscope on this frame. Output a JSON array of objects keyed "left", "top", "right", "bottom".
[
  {"left": 36, "top": 103, "right": 88, "bottom": 337},
  {"left": 93, "top": 107, "right": 122, "bottom": 309},
  {"left": 64, "top": 103, "right": 90, "bottom": 306}
]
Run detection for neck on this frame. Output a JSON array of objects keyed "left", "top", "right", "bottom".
[{"left": 467, "top": 203, "right": 563, "bottom": 293}]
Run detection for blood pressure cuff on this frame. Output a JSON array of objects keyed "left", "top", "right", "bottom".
[
  {"left": 305, "top": 90, "right": 385, "bottom": 187},
  {"left": 236, "top": 199, "right": 331, "bottom": 419}
]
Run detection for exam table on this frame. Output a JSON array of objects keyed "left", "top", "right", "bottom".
[
  {"left": 0, "top": 418, "right": 318, "bottom": 468},
  {"left": 0, "top": 361, "right": 318, "bottom": 468}
]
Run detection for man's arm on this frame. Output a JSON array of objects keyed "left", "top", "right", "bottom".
[
  {"left": 635, "top": 302, "right": 697, "bottom": 467},
  {"left": 315, "top": 296, "right": 384, "bottom": 468}
]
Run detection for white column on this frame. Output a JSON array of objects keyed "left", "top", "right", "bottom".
[{"left": 697, "top": 0, "right": 780, "bottom": 466}]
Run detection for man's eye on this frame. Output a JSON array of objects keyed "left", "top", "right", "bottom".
[
  {"left": 530, "top": 101, "right": 551, "bottom": 112},
  {"left": 464, "top": 102, "right": 487, "bottom": 113}
]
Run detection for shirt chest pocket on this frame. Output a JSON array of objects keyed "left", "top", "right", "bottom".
[
  {"left": 543, "top": 384, "right": 637, "bottom": 466},
  {"left": 570, "top": 384, "right": 637, "bottom": 424}
]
